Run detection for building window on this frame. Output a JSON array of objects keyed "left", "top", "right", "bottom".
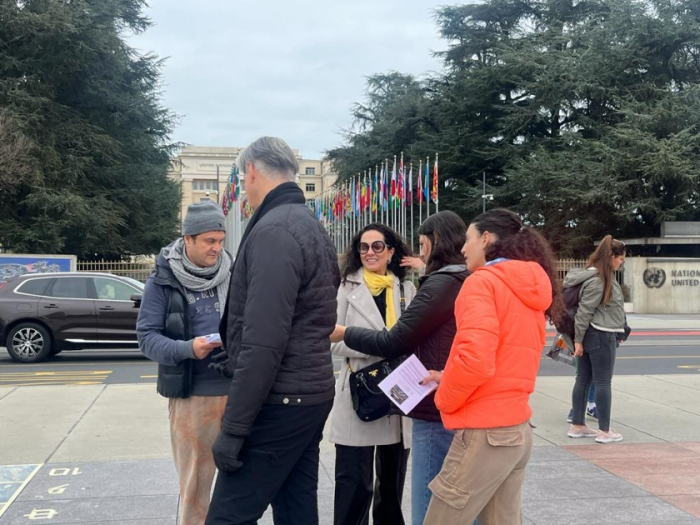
[
  {"left": 205, "top": 181, "right": 211, "bottom": 190},
  {"left": 305, "top": 183, "right": 316, "bottom": 192},
  {"left": 305, "top": 167, "right": 315, "bottom": 175},
  {"left": 192, "top": 181, "right": 197, "bottom": 191},
  {"left": 213, "top": 181, "right": 219, "bottom": 191}
]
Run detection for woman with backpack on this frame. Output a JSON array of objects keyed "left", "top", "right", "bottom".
[
  {"left": 330, "top": 211, "right": 469, "bottom": 525},
  {"left": 423, "top": 208, "right": 560, "bottom": 524},
  {"left": 329, "top": 223, "right": 417, "bottom": 525},
  {"left": 564, "top": 236, "right": 626, "bottom": 443}
]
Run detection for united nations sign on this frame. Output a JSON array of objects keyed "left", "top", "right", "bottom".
[{"left": 643, "top": 267, "right": 666, "bottom": 288}]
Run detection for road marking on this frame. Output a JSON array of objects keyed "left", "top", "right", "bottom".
[
  {"left": 617, "top": 356, "right": 700, "bottom": 360},
  {"left": 0, "top": 370, "right": 112, "bottom": 386},
  {"left": 139, "top": 375, "right": 157, "bottom": 379},
  {"left": 0, "top": 464, "right": 42, "bottom": 519},
  {"left": 0, "top": 371, "right": 111, "bottom": 376},
  {"left": 543, "top": 355, "right": 700, "bottom": 361}
]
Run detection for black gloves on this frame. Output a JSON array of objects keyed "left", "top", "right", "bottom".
[
  {"left": 208, "top": 350, "right": 233, "bottom": 378},
  {"left": 212, "top": 431, "right": 245, "bottom": 473}
]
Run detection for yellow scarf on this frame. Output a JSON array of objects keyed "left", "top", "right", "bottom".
[{"left": 363, "top": 268, "right": 397, "bottom": 328}]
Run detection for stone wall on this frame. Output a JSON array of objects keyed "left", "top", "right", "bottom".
[{"left": 625, "top": 257, "right": 700, "bottom": 314}]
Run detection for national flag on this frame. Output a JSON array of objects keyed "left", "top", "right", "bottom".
[
  {"left": 397, "top": 156, "right": 404, "bottom": 208},
  {"left": 391, "top": 158, "right": 397, "bottom": 206},
  {"left": 221, "top": 190, "right": 229, "bottom": 216},
  {"left": 432, "top": 156, "right": 439, "bottom": 204},
  {"left": 361, "top": 174, "right": 367, "bottom": 211},
  {"left": 372, "top": 167, "right": 378, "bottom": 213},
  {"left": 382, "top": 163, "right": 388, "bottom": 211},
  {"left": 232, "top": 165, "right": 240, "bottom": 202},
  {"left": 417, "top": 161, "right": 423, "bottom": 204},
  {"left": 424, "top": 158, "right": 429, "bottom": 202},
  {"left": 408, "top": 165, "right": 413, "bottom": 206},
  {"left": 350, "top": 176, "right": 356, "bottom": 215}
]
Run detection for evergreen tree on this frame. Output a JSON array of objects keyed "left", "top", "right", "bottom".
[
  {"left": 0, "top": 0, "right": 180, "bottom": 257},
  {"left": 328, "top": 0, "right": 700, "bottom": 256}
]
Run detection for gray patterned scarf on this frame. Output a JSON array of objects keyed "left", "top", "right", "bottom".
[{"left": 162, "top": 238, "right": 232, "bottom": 317}]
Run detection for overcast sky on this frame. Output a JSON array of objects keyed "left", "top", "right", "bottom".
[{"left": 128, "top": 0, "right": 448, "bottom": 159}]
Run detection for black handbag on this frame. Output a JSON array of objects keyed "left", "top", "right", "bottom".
[{"left": 347, "top": 283, "right": 407, "bottom": 422}]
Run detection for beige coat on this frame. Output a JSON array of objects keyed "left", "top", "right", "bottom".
[{"left": 328, "top": 269, "right": 416, "bottom": 448}]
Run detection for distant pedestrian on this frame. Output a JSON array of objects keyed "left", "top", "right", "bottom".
[
  {"left": 328, "top": 224, "right": 416, "bottom": 525},
  {"left": 205, "top": 137, "right": 340, "bottom": 525},
  {"left": 137, "top": 201, "right": 232, "bottom": 525},
  {"left": 424, "top": 208, "right": 560, "bottom": 524},
  {"left": 565, "top": 236, "right": 627, "bottom": 443},
  {"left": 567, "top": 371, "right": 597, "bottom": 423},
  {"left": 332, "top": 211, "right": 469, "bottom": 525}
]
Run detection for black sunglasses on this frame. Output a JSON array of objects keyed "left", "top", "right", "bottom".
[{"left": 359, "top": 241, "right": 389, "bottom": 255}]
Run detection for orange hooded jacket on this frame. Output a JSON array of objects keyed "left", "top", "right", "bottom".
[{"left": 435, "top": 259, "right": 552, "bottom": 430}]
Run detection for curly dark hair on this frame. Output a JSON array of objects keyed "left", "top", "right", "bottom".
[
  {"left": 342, "top": 224, "right": 412, "bottom": 282},
  {"left": 471, "top": 208, "right": 563, "bottom": 324},
  {"left": 418, "top": 211, "right": 467, "bottom": 275}
]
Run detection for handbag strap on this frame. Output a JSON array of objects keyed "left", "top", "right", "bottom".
[{"left": 345, "top": 281, "right": 406, "bottom": 375}]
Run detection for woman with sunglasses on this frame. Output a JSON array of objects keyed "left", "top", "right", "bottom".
[
  {"left": 329, "top": 223, "right": 416, "bottom": 525},
  {"left": 331, "top": 211, "right": 469, "bottom": 525}
]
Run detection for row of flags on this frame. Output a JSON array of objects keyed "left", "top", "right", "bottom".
[
  {"left": 220, "top": 165, "right": 253, "bottom": 219},
  {"left": 311, "top": 154, "right": 439, "bottom": 223},
  {"left": 219, "top": 153, "right": 439, "bottom": 229}
]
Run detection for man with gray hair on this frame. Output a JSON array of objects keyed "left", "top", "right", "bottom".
[
  {"left": 206, "top": 137, "right": 340, "bottom": 525},
  {"left": 137, "top": 201, "right": 233, "bottom": 525}
]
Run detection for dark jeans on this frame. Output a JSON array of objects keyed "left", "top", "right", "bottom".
[
  {"left": 334, "top": 442, "right": 409, "bottom": 525},
  {"left": 205, "top": 400, "right": 333, "bottom": 525},
  {"left": 572, "top": 328, "right": 618, "bottom": 431}
]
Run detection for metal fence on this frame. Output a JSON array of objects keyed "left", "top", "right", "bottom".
[
  {"left": 555, "top": 258, "right": 625, "bottom": 287},
  {"left": 77, "top": 260, "right": 155, "bottom": 283},
  {"left": 77, "top": 257, "right": 623, "bottom": 288}
]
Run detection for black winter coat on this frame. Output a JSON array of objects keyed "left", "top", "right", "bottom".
[
  {"left": 219, "top": 201, "right": 340, "bottom": 436},
  {"left": 344, "top": 265, "right": 469, "bottom": 422}
]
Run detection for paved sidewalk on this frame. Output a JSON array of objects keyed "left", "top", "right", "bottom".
[{"left": 3, "top": 372, "right": 700, "bottom": 524}]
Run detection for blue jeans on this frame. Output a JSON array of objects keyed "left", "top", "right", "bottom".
[{"left": 411, "top": 419, "right": 455, "bottom": 525}]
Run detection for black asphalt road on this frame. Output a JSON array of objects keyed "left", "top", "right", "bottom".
[{"left": 0, "top": 330, "right": 699, "bottom": 386}]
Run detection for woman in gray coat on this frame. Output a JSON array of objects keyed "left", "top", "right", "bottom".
[
  {"left": 564, "top": 235, "right": 627, "bottom": 444},
  {"left": 329, "top": 224, "right": 416, "bottom": 525}
]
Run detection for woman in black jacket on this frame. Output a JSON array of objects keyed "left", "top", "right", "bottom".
[{"left": 331, "top": 210, "right": 469, "bottom": 525}]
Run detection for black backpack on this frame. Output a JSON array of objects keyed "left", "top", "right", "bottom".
[{"left": 554, "top": 283, "right": 583, "bottom": 339}]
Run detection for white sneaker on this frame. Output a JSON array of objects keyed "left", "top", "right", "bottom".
[
  {"left": 596, "top": 430, "right": 623, "bottom": 444},
  {"left": 567, "top": 425, "right": 598, "bottom": 438}
]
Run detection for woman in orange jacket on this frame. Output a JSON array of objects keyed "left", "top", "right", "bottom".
[{"left": 423, "top": 208, "right": 561, "bottom": 524}]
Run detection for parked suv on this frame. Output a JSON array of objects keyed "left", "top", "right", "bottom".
[{"left": 0, "top": 272, "right": 144, "bottom": 363}]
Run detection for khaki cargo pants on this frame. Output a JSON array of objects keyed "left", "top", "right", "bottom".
[
  {"left": 169, "top": 396, "right": 228, "bottom": 525},
  {"left": 424, "top": 421, "right": 533, "bottom": 525}
]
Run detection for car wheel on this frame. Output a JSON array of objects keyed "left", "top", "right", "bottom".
[{"left": 6, "top": 323, "right": 52, "bottom": 363}]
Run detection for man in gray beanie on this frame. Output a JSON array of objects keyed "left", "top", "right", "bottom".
[{"left": 137, "top": 200, "right": 233, "bottom": 525}]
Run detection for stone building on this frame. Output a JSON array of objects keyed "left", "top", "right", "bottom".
[{"left": 168, "top": 145, "right": 337, "bottom": 221}]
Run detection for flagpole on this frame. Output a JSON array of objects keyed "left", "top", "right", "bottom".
[
  {"left": 435, "top": 153, "right": 439, "bottom": 213},
  {"left": 409, "top": 162, "right": 414, "bottom": 251},
  {"left": 418, "top": 159, "right": 422, "bottom": 233},
  {"left": 400, "top": 152, "right": 405, "bottom": 240},
  {"left": 426, "top": 156, "right": 430, "bottom": 219}
]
